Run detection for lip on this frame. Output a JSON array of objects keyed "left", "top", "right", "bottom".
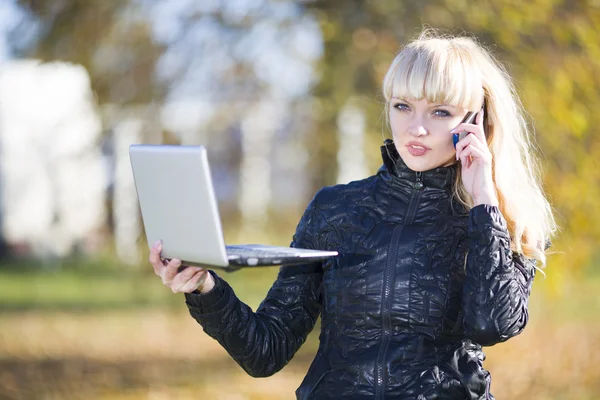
[
  {"left": 406, "top": 141, "right": 431, "bottom": 150},
  {"left": 406, "top": 141, "right": 431, "bottom": 156}
]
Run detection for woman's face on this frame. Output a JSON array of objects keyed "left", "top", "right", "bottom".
[{"left": 389, "top": 97, "right": 469, "bottom": 172}]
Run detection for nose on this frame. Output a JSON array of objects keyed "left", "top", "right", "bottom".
[{"left": 408, "top": 119, "right": 428, "bottom": 137}]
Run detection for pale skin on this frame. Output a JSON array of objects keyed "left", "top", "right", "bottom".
[
  {"left": 149, "top": 242, "right": 215, "bottom": 294},
  {"left": 390, "top": 97, "right": 499, "bottom": 207},
  {"left": 150, "top": 97, "right": 499, "bottom": 295}
]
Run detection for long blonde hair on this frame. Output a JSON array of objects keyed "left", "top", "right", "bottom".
[{"left": 382, "top": 29, "right": 557, "bottom": 266}]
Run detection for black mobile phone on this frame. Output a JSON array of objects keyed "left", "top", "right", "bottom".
[{"left": 452, "top": 111, "right": 478, "bottom": 149}]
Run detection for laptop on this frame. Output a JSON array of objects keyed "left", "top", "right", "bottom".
[{"left": 129, "top": 144, "right": 338, "bottom": 271}]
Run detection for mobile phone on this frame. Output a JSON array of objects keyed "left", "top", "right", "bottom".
[{"left": 452, "top": 111, "right": 478, "bottom": 149}]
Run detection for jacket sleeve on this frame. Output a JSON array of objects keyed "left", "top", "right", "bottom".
[
  {"left": 462, "top": 204, "right": 537, "bottom": 346},
  {"left": 184, "top": 194, "right": 325, "bottom": 377}
]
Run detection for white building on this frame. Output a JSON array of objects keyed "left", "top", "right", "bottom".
[{"left": 0, "top": 60, "right": 107, "bottom": 259}]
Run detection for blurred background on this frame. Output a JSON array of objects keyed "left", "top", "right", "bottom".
[{"left": 0, "top": 0, "right": 598, "bottom": 399}]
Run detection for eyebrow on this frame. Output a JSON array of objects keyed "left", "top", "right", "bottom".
[{"left": 391, "top": 97, "right": 454, "bottom": 108}]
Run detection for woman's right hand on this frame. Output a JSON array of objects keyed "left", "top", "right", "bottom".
[{"left": 149, "top": 240, "right": 215, "bottom": 294}]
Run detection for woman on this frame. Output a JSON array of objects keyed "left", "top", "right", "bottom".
[{"left": 149, "top": 30, "right": 556, "bottom": 399}]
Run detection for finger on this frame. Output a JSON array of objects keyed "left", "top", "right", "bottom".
[
  {"left": 178, "top": 269, "right": 209, "bottom": 293},
  {"left": 455, "top": 129, "right": 490, "bottom": 161},
  {"left": 461, "top": 107, "right": 486, "bottom": 146},
  {"left": 455, "top": 134, "right": 470, "bottom": 155},
  {"left": 460, "top": 150, "right": 472, "bottom": 169},
  {"left": 453, "top": 123, "right": 484, "bottom": 144},
  {"left": 473, "top": 107, "right": 486, "bottom": 143},
  {"left": 455, "top": 134, "right": 480, "bottom": 161},
  {"left": 161, "top": 258, "right": 183, "bottom": 284},
  {"left": 175, "top": 270, "right": 206, "bottom": 294},
  {"left": 459, "top": 143, "right": 475, "bottom": 167},
  {"left": 456, "top": 132, "right": 486, "bottom": 153},
  {"left": 460, "top": 144, "right": 488, "bottom": 167},
  {"left": 477, "top": 106, "right": 484, "bottom": 126},
  {"left": 149, "top": 240, "right": 164, "bottom": 275},
  {"left": 172, "top": 268, "right": 205, "bottom": 293},
  {"left": 461, "top": 143, "right": 488, "bottom": 160},
  {"left": 171, "top": 266, "right": 201, "bottom": 286}
]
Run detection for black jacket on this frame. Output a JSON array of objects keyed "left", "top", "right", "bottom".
[{"left": 185, "top": 141, "right": 536, "bottom": 399}]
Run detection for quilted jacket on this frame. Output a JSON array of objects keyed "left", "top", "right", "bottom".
[{"left": 185, "top": 140, "right": 537, "bottom": 399}]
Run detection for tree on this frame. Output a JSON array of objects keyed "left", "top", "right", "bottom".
[{"left": 305, "top": 0, "right": 600, "bottom": 280}]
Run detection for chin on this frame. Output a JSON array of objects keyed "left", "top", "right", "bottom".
[
  {"left": 402, "top": 151, "right": 456, "bottom": 172},
  {"left": 400, "top": 153, "right": 437, "bottom": 172}
]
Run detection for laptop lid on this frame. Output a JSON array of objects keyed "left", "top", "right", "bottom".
[{"left": 129, "top": 144, "right": 229, "bottom": 267}]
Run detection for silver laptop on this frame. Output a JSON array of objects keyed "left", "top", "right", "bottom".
[{"left": 129, "top": 144, "right": 338, "bottom": 271}]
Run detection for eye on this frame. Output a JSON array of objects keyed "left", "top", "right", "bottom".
[
  {"left": 433, "top": 109, "right": 451, "bottom": 117},
  {"left": 393, "top": 103, "right": 410, "bottom": 111}
]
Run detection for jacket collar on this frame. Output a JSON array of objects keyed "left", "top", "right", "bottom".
[{"left": 378, "top": 139, "right": 457, "bottom": 190}]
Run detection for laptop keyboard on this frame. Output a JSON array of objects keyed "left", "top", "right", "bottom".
[{"left": 226, "top": 245, "right": 304, "bottom": 257}]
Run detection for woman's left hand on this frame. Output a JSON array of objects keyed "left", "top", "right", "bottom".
[{"left": 453, "top": 108, "right": 499, "bottom": 207}]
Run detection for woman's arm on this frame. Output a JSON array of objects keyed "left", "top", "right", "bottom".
[
  {"left": 461, "top": 204, "right": 537, "bottom": 346},
  {"left": 184, "top": 195, "right": 325, "bottom": 377}
]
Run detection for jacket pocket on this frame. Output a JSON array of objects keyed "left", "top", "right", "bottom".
[{"left": 295, "top": 349, "right": 330, "bottom": 400}]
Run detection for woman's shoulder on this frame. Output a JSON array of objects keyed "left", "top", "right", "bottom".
[
  {"left": 297, "top": 174, "right": 380, "bottom": 249},
  {"left": 313, "top": 174, "right": 380, "bottom": 207}
]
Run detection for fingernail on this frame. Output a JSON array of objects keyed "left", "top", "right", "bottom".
[{"left": 154, "top": 240, "right": 161, "bottom": 248}]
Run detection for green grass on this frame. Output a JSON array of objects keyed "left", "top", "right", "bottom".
[
  {"left": 0, "top": 259, "right": 599, "bottom": 399},
  {"left": 1, "top": 256, "right": 599, "bottom": 324},
  {"left": 0, "top": 270, "right": 170, "bottom": 310},
  {"left": 0, "top": 258, "right": 280, "bottom": 311}
]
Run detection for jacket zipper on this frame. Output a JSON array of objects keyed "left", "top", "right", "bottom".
[{"left": 374, "top": 172, "right": 424, "bottom": 399}]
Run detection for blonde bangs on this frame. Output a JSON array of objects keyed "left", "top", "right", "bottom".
[
  {"left": 382, "top": 29, "right": 557, "bottom": 266},
  {"left": 383, "top": 40, "right": 484, "bottom": 112}
]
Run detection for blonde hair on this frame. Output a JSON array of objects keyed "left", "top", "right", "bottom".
[{"left": 382, "top": 29, "right": 557, "bottom": 266}]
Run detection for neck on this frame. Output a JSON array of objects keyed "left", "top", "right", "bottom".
[{"left": 379, "top": 139, "right": 457, "bottom": 191}]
